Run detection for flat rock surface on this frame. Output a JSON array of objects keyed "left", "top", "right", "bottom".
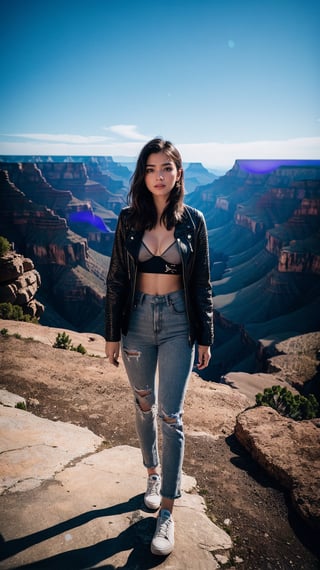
[
  {"left": 0, "top": 405, "right": 102, "bottom": 494},
  {"left": 0, "top": 399, "right": 231, "bottom": 569}
]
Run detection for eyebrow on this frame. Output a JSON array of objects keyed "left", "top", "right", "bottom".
[{"left": 146, "top": 161, "right": 174, "bottom": 167}]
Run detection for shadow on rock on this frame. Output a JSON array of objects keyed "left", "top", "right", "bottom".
[
  {"left": 0, "top": 495, "right": 165, "bottom": 569},
  {"left": 226, "top": 433, "right": 284, "bottom": 489}
]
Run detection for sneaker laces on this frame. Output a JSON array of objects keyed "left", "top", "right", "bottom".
[
  {"left": 157, "top": 512, "right": 171, "bottom": 538},
  {"left": 146, "top": 475, "right": 160, "bottom": 496}
]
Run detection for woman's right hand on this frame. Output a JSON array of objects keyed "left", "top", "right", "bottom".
[{"left": 105, "top": 341, "right": 120, "bottom": 367}]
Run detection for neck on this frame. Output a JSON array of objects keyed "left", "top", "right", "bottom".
[{"left": 153, "top": 196, "right": 167, "bottom": 217}]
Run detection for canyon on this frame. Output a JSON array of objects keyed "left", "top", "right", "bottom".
[
  {"left": 0, "top": 157, "right": 319, "bottom": 376},
  {"left": 1, "top": 155, "right": 320, "bottom": 566}
]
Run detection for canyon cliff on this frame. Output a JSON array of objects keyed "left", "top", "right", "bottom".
[
  {"left": 0, "top": 165, "right": 106, "bottom": 331},
  {"left": 0, "top": 157, "right": 319, "bottom": 376},
  {"left": 185, "top": 160, "right": 320, "bottom": 384}
]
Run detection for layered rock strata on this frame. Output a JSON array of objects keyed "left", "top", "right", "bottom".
[{"left": 0, "top": 251, "right": 44, "bottom": 318}]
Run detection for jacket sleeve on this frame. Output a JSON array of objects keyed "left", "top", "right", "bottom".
[
  {"left": 191, "top": 211, "right": 214, "bottom": 346},
  {"left": 105, "top": 211, "right": 130, "bottom": 341}
]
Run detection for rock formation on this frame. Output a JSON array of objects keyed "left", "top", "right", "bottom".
[
  {"left": 235, "top": 406, "right": 320, "bottom": 532},
  {"left": 0, "top": 250, "right": 44, "bottom": 318},
  {"left": 0, "top": 167, "right": 106, "bottom": 331},
  {"left": 266, "top": 332, "right": 320, "bottom": 398},
  {"left": 0, "top": 169, "right": 88, "bottom": 266},
  {"left": 0, "top": 162, "right": 73, "bottom": 211},
  {"left": 188, "top": 160, "right": 320, "bottom": 381},
  {"left": 39, "top": 161, "right": 125, "bottom": 212}
]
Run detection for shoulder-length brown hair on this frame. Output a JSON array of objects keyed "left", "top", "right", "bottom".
[{"left": 127, "top": 138, "right": 185, "bottom": 230}]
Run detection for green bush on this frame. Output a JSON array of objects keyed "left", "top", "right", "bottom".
[
  {"left": 53, "top": 333, "right": 87, "bottom": 354},
  {"left": 72, "top": 343, "right": 87, "bottom": 355},
  {"left": 10, "top": 305, "right": 24, "bottom": 321},
  {"left": 255, "top": 385, "right": 319, "bottom": 421},
  {"left": 0, "top": 236, "right": 10, "bottom": 257},
  {"left": 53, "top": 331, "right": 73, "bottom": 350},
  {"left": 0, "top": 328, "right": 9, "bottom": 337},
  {"left": 0, "top": 303, "right": 14, "bottom": 320},
  {"left": 0, "top": 302, "right": 38, "bottom": 323}
]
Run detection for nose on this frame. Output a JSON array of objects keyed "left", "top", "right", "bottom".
[{"left": 156, "top": 170, "right": 164, "bottom": 180}]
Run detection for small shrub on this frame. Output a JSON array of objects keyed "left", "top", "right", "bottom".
[
  {"left": 255, "top": 385, "right": 319, "bottom": 421},
  {"left": 73, "top": 343, "right": 87, "bottom": 355},
  {"left": 53, "top": 333, "right": 87, "bottom": 355},
  {"left": 15, "top": 401, "right": 27, "bottom": 411},
  {"left": 0, "top": 328, "right": 9, "bottom": 337},
  {"left": 13, "top": 333, "right": 22, "bottom": 339},
  {"left": 53, "top": 331, "right": 73, "bottom": 350},
  {"left": 0, "top": 236, "right": 10, "bottom": 257}
]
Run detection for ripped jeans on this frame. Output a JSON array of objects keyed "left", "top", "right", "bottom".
[{"left": 121, "top": 290, "right": 195, "bottom": 500}]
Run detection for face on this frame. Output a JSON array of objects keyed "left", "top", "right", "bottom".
[{"left": 144, "top": 151, "right": 181, "bottom": 201}]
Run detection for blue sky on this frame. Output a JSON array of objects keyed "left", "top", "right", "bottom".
[{"left": 0, "top": 0, "right": 319, "bottom": 171}]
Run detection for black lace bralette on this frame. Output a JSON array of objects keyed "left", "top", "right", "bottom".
[{"left": 137, "top": 240, "right": 182, "bottom": 275}]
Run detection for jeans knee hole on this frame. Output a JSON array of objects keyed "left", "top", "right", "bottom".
[
  {"left": 135, "top": 388, "right": 152, "bottom": 412},
  {"left": 162, "top": 411, "right": 182, "bottom": 427}
]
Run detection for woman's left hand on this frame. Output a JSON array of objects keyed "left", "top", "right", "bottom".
[{"left": 196, "top": 345, "right": 211, "bottom": 370}]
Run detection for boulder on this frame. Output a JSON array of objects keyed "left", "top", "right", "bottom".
[
  {"left": 235, "top": 406, "right": 320, "bottom": 531},
  {"left": 0, "top": 252, "right": 44, "bottom": 318}
]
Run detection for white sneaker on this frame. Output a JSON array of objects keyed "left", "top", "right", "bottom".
[
  {"left": 151, "top": 509, "right": 174, "bottom": 556},
  {"left": 144, "top": 474, "right": 161, "bottom": 510}
]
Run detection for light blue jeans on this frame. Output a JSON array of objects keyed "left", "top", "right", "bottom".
[{"left": 121, "top": 290, "right": 195, "bottom": 500}]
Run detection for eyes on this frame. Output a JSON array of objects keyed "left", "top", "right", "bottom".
[{"left": 145, "top": 166, "right": 175, "bottom": 174}]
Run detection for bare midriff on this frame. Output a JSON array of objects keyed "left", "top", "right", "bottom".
[{"left": 137, "top": 272, "right": 183, "bottom": 296}]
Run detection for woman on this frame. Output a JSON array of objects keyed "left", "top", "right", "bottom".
[{"left": 105, "top": 138, "right": 213, "bottom": 556}]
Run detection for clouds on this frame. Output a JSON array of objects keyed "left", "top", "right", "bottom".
[
  {"left": 104, "top": 125, "right": 149, "bottom": 141},
  {"left": 0, "top": 128, "right": 319, "bottom": 172},
  {"left": 5, "top": 133, "right": 109, "bottom": 144},
  {"left": 178, "top": 137, "right": 320, "bottom": 170}
]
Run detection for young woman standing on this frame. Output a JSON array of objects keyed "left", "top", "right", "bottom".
[{"left": 105, "top": 138, "right": 213, "bottom": 556}]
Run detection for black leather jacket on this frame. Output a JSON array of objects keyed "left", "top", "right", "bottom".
[{"left": 105, "top": 205, "right": 214, "bottom": 346}]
